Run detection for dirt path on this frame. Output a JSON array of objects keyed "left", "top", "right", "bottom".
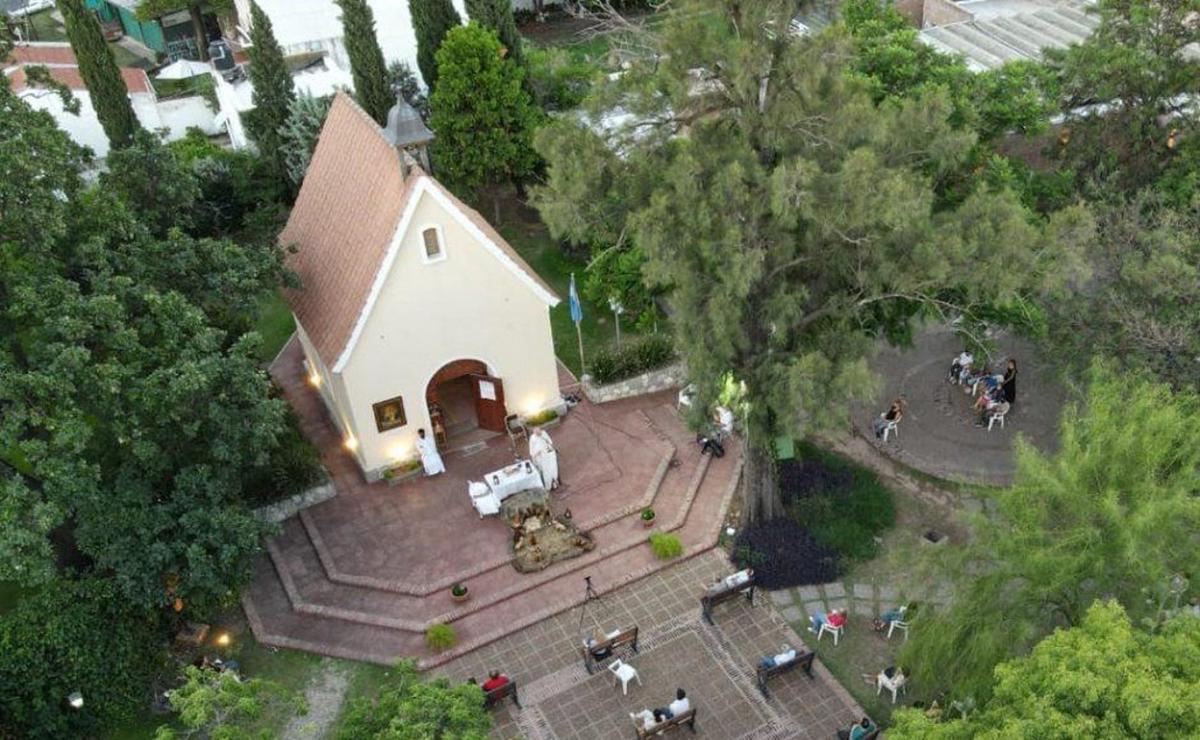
[{"left": 282, "top": 659, "right": 351, "bottom": 740}]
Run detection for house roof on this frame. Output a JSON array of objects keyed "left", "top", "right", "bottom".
[
  {"left": 919, "top": 0, "right": 1098, "bottom": 71},
  {"left": 280, "top": 92, "right": 558, "bottom": 372},
  {"left": 5, "top": 42, "right": 153, "bottom": 94}
]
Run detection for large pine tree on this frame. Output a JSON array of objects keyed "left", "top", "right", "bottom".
[
  {"left": 247, "top": 0, "right": 296, "bottom": 178},
  {"left": 58, "top": 0, "right": 140, "bottom": 149},
  {"left": 466, "top": 0, "right": 522, "bottom": 65},
  {"left": 409, "top": 0, "right": 461, "bottom": 90},
  {"left": 335, "top": 0, "right": 393, "bottom": 124}
]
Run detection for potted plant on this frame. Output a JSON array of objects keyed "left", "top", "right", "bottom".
[
  {"left": 640, "top": 506, "right": 656, "bottom": 528},
  {"left": 426, "top": 623, "right": 457, "bottom": 652},
  {"left": 450, "top": 582, "right": 469, "bottom": 603}
]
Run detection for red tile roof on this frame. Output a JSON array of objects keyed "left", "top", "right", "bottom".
[
  {"left": 279, "top": 91, "right": 559, "bottom": 370},
  {"left": 280, "top": 93, "right": 413, "bottom": 368},
  {"left": 5, "top": 43, "right": 152, "bottom": 94}
]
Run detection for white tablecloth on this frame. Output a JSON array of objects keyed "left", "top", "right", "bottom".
[{"left": 486, "top": 460, "right": 542, "bottom": 499}]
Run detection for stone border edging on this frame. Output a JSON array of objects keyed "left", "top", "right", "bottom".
[
  {"left": 582, "top": 361, "right": 686, "bottom": 404},
  {"left": 254, "top": 482, "right": 335, "bottom": 524}
]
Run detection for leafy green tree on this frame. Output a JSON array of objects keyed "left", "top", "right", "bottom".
[
  {"left": 1042, "top": 190, "right": 1200, "bottom": 388},
  {"left": 1, "top": 89, "right": 287, "bottom": 609},
  {"left": 135, "top": 0, "right": 233, "bottom": 61},
  {"left": 430, "top": 24, "right": 541, "bottom": 195},
  {"left": 409, "top": 0, "right": 461, "bottom": 90},
  {"left": 170, "top": 128, "right": 288, "bottom": 237},
  {"left": 1044, "top": 0, "right": 1200, "bottom": 190},
  {"left": 465, "top": 0, "right": 522, "bottom": 65},
  {"left": 0, "top": 577, "right": 165, "bottom": 739},
  {"left": 336, "top": 660, "right": 490, "bottom": 739},
  {"left": 247, "top": 0, "right": 296, "bottom": 179},
  {"left": 100, "top": 129, "right": 200, "bottom": 236},
  {"left": 279, "top": 91, "right": 333, "bottom": 186},
  {"left": 900, "top": 365, "right": 1200, "bottom": 703},
  {"left": 890, "top": 601, "right": 1200, "bottom": 739},
  {"left": 154, "top": 665, "right": 305, "bottom": 740},
  {"left": 525, "top": 46, "right": 594, "bottom": 111},
  {"left": 533, "top": 0, "right": 1087, "bottom": 521},
  {"left": 335, "top": 0, "right": 393, "bottom": 124},
  {"left": 58, "top": 0, "right": 141, "bottom": 148}
]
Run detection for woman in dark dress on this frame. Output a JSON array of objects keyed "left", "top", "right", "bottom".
[{"left": 1002, "top": 359, "right": 1017, "bottom": 404}]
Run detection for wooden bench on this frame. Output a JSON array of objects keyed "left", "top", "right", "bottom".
[
  {"left": 700, "top": 577, "right": 755, "bottom": 625},
  {"left": 483, "top": 679, "right": 520, "bottom": 710},
  {"left": 581, "top": 626, "right": 640, "bottom": 674},
  {"left": 634, "top": 708, "right": 697, "bottom": 738},
  {"left": 756, "top": 650, "right": 815, "bottom": 699}
]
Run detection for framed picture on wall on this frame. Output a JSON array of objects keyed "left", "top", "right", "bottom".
[{"left": 373, "top": 396, "right": 407, "bottom": 432}]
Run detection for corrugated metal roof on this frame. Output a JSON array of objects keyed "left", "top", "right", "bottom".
[{"left": 920, "top": 0, "right": 1098, "bottom": 70}]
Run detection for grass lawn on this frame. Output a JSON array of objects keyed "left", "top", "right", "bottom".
[
  {"left": 255, "top": 290, "right": 295, "bottom": 363},
  {"left": 495, "top": 202, "right": 656, "bottom": 379}
]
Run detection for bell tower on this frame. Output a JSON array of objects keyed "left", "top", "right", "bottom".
[{"left": 382, "top": 93, "right": 434, "bottom": 174}]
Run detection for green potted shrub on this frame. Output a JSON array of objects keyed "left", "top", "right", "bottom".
[
  {"left": 426, "top": 623, "right": 457, "bottom": 652},
  {"left": 640, "top": 506, "right": 656, "bottom": 528},
  {"left": 450, "top": 582, "right": 469, "bottom": 604},
  {"left": 524, "top": 408, "right": 560, "bottom": 428},
  {"left": 648, "top": 532, "right": 683, "bottom": 559}
]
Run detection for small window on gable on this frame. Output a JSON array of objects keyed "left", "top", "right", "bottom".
[
  {"left": 373, "top": 396, "right": 407, "bottom": 433},
  {"left": 422, "top": 227, "right": 443, "bottom": 261}
]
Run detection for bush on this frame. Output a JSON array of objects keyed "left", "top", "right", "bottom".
[
  {"left": 241, "top": 405, "right": 326, "bottom": 508},
  {"left": 0, "top": 577, "right": 166, "bottom": 738},
  {"left": 336, "top": 660, "right": 489, "bottom": 739},
  {"left": 782, "top": 443, "right": 895, "bottom": 562},
  {"left": 426, "top": 624, "right": 457, "bottom": 652},
  {"left": 169, "top": 128, "right": 287, "bottom": 237},
  {"left": 588, "top": 334, "right": 675, "bottom": 384},
  {"left": 526, "top": 47, "right": 595, "bottom": 111},
  {"left": 524, "top": 408, "right": 559, "bottom": 426},
  {"left": 648, "top": 532, "right": 682, "bottom": 559},
  {"left": 732, "top": 517, "right": 840, "bottom": 588}
]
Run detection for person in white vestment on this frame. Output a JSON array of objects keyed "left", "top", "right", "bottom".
[
  {"left": 416, "top": 428, "right": 445, "bottom": 476},
  {"left": 528, "top": 427, "right": 560, "bottom": 490}
]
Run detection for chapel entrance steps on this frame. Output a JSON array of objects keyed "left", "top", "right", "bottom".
[{"left": 242, "top": 427, "right": 742, "bottom": 669}]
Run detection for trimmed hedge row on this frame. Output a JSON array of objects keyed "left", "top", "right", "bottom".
[{"left": 588, "top": 334, "right": 675, "bottom": 385}]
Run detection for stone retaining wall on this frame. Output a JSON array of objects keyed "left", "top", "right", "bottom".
[
  {"left": 581, "top": 362, "right": 686, "bottom": 404},
  {"left": 254, "top": 481, "right": 336, "bottom": 524}
]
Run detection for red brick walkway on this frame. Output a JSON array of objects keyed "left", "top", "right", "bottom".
[{"left": 242, "top": 338, "right": 742, "bottom": 668}]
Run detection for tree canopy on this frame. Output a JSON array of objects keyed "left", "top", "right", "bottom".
[
  {"left": 58, "top": 0, "right": 140, "bottom": 148},
  {"left": 335, "top": 661, "right": 490, "bottom": 740},
  {"left": 429, "top": 23, "right": 541, "bottom": 194},
  {"left": 900, "top": 364, "right": 1200, "bottom": 702},
  {"left": 533, "top": 0, "right": 1088, "bottom": 521},
  {"left": 890, "top": 601, "right": 1200, "bottom": 739},
  {"left": 154, "top": 665, "right": 305, "bottom": 740},
  {"left": 247, "top": 0, "right": 296, "bottom": 180},
  {"left": 465, "top": 0, "right": 523, "bottom": 65},
  {"left": 336, "top": 0, "right": 393, "bottom": 125},
  {"left": 409, "top": 0, "right": 462, "bottom": 90}
]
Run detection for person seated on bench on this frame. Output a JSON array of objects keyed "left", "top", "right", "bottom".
[
  {"left": 837, "top": 716, "right": 877, "bottom": 740},
  {"left": 629, "top": 708, "right": 665, "bottom": 732},
  {"left": 808, "top": 608, "right": 846, "bottom": 633},
  {"left": 654, "top": 688, "right": 690, "bottom": 719},
  {"left": 481, "top": 670, "right": 510, "bottom": 692},
  {"left": 759, "top": 643, "right": 797, "bottom": 669},
  {"left": 703, "top": 568, "right": 753, "bottom": 593},
  {"left": 584, "top": 629, "right": 617, "bottom": 660}
]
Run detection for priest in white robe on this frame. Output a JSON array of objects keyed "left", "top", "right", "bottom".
[
  {"left": 528, "top": 427, "right": 559, "bottom": 490},
  {"left": 416, "top": 428, "right": 445, "bottom": 476}
]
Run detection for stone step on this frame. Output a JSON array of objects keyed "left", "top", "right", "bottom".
[
  {"left": 265, "top": 435, "right": 712, "bottom": 632},
  {"left": 243, "top": 448, "right": 743, "bottom": 668}
]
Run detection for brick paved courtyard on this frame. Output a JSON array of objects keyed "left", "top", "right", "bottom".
[
  {"left": 434, "top": 552, "right": 870, "bottom": 740},
  {"left": 243, "top": 338, "right": 743, "bottom": 668}
]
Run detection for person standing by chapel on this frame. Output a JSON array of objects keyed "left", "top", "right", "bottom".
[{"left": 416, "top": 428, "right": 445, "bottom": 476}]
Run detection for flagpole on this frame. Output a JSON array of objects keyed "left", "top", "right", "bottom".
[
  {"left": 576, "top": 321, "right": 586, "bottom": 377},
  {"left": 569, "top": 273, "right": 586, "bottom": 378}
]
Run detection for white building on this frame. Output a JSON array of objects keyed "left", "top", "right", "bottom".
[{"left": 5, "top": 42, "right": 219, "bottom": 158}]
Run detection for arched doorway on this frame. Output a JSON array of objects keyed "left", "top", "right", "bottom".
[{"left": 425, "top": 359, "right": 507, "bottom": 447}]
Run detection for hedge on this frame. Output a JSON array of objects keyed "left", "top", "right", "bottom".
[{"left": 587, "top": 334, "right": 675, "bottom": 385}]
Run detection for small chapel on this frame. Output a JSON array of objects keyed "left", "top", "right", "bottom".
[{"left": 280, "top": 92, "right": 562, "bottom": 480}]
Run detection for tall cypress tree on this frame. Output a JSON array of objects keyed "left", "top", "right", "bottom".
[
  {"left": 247, "top": 1, "right": 295, "bottom": 178},
  {"left": 58, "top": 0, "right": 140, "bottom": 149},
  {"left": 409, "top": 0, "right": 461, "bottom": 91},
  {"left": 336, "top": 0, "right": 393, "bottom": 124},
  {"left": 465, "top": 0, "right": 522, "bottom": 65}
]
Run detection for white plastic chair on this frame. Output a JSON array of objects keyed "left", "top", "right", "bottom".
[
  {"left": 608, "top": 659, "right": 642, "bottom": 696},
  {"left": 817, "top": 621, "right": 843, "bottom": 646},
  {"left": 882, "top": 419, "right": 899, "bottom": 442},
  {"left": 987, "top": 403, "right": 1009, "bottom": 432},
  {"left": 877, "top": 671, "right": 907, "bottom": 703},
  {"left": 887, "top": 606, "right": 909, "bottom": 641}
]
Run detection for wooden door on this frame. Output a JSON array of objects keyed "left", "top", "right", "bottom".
[{"left": 471, "top": 375, "right": 507, "bottom": 432}]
